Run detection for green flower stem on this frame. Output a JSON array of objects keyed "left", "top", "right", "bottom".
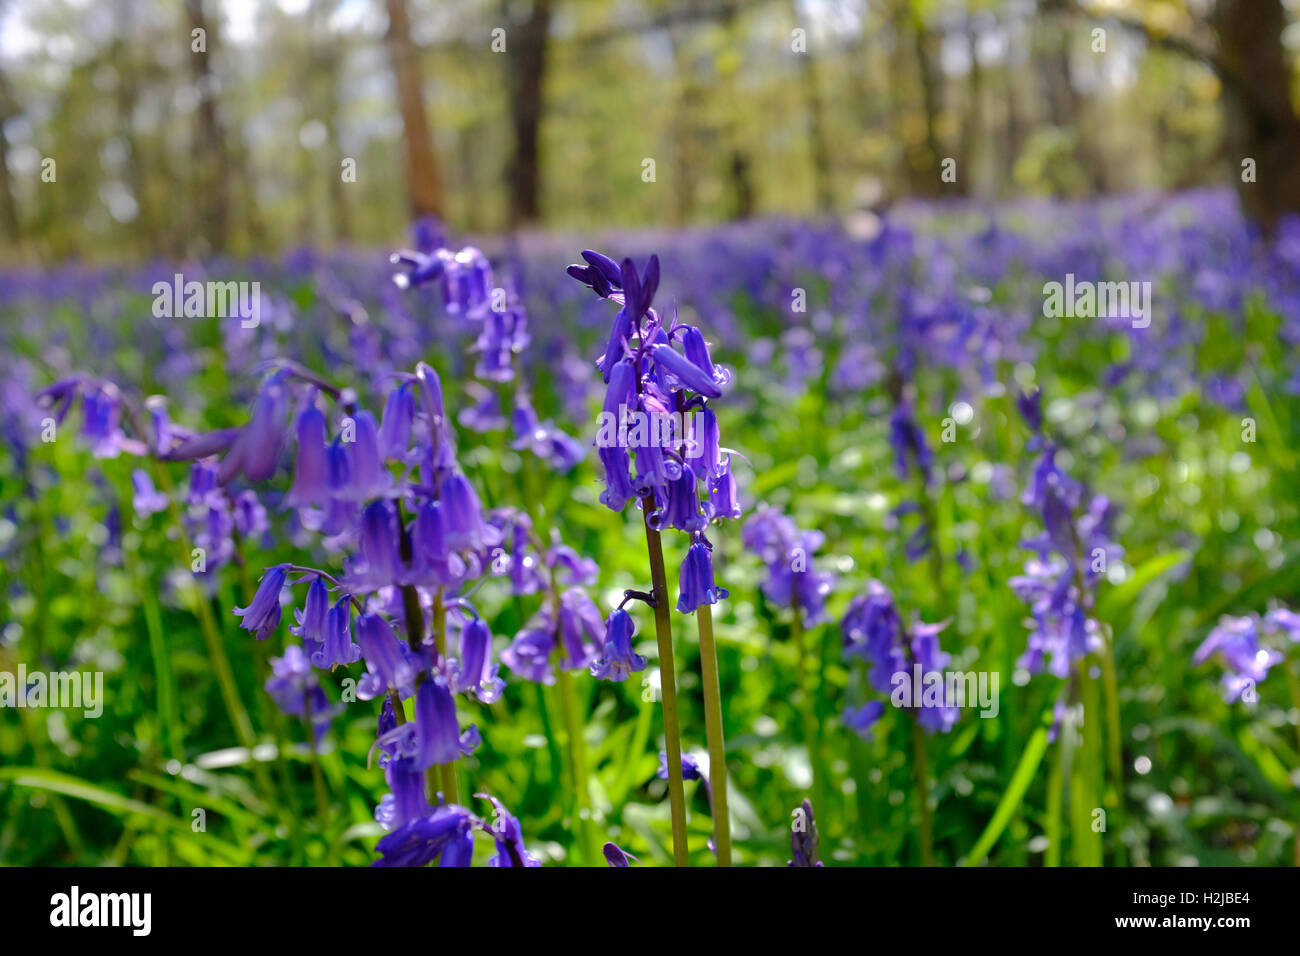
[
  {"left": 696, "top": 604, "right": 731, "bottom": 865},
  {"left": 911, "top": 716, "right": 935, "bottom": 866},
  {"left": 641, "top": 494, "right": 690, "bottom": 866},
  {"left": 556, "top": 666, "right": 596, "bottom": 865}
]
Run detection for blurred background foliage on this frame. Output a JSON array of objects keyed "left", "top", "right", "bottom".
[{"left": 1, "top": 0, "right": 1299, "bottom": 261}]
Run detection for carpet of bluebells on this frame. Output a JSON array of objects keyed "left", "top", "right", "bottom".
[{"left": 4, "top": 187, "right": 1300, "bottom": 867}]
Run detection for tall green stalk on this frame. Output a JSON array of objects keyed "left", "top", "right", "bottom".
[
  {"left": 641, "top": 493, "right": 690, "bottom": 866},
  {"left": 696, "top": 604, "right": 731, "bottom": 865}
]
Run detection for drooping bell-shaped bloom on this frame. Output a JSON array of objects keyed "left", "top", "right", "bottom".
[
  {"left": 264, "top": 644, "right": 336, "bottom": 741},
  {"left": 291, "top": 576, "right": 330, "bottom": 660},
  {"left": 80, "top": 382, "right": 125, "bottom": 458},
  {"left": 233, "top": 565, "right": 287, "bottom": 640},
  {"left": 480, "top": 795, "right": 542, "bottom": 867},
  {"left": 187, "top": 461, "right": 219, "bottom": 505},
  {"left": 219, "top": 373, "right": 289, "bottom": 484},
  {"left": 414, "top": 678, "right": 462, "bottom": 769},
  {"left": 131, "top": 469, "right": 169, "bottom": 518},
  {"left": 657, "top": 464, "right": 707, "bottom": 533},
  {"left": 679, "top": 326, "right": 730, "bottom": 396},
  {"left": 500, "top": 611, "right": 560, "bottom": 684},
  {"left": 314, "top": 595, "right": 362, "bottom": 668},
  {"left": 786, "top": 798, "right": 824, "bottom": 867},
  {"left": 286, "top": 403, "right": 330, "bottom": 508},
  {"left": 708, "top": 459, "right": 743, "bottom": 520},
  {"left": 597, "top": 444, "right": 637, "bottom": 511},
  {"left": 651, "top": 342, "right": 723, "bottom": 399},
  {"left": 378, "top": 384, "right": 415, "bottom": 460},
  {"left": 657, "top": 751, "right": 703, "bottom": 782},
  {"left": 453, "top": 616, "right": 505, "bottom": 703},
  {"left": 371, "top": 805, "right": 476, "bottom": 867},
  {"left": 842, "top": 580, "right": 906, "bottom": 691},
  {"left": 1194, "top": 614, "right": 1283, "bottom": 702},
  {"left": 232, "top": 489, "right": 268, "bottom": 539},
  {"left": 343, "top": 410, "right": 389, "bottom": 501},
  {"left": 440, "top": 471, "right": 493, "bottom": 552},
  {"left": 411, "top": 499, "right": 465, "bottom": 588},
  {"left": 676, "top": 539, "right": 729, "bottom": 613},
  {"left": 556, "top": 588, "right": 603, "bottom": 671},
  {"left": 346, "top": 500, "right": 405, "bottom": 592},
  {"left": 375, "top": 755, "right": 431, "bottom": 831},
  {"left": 603, "top": 842, "right": 635, "bottom": 867},
  {"left": 843, "top": 700, "right": 885, "bottom": 740},
  {"left": 591, "top": 608, "right": 648, "bottom": 682},
  {"left": 355, "top": 612, "right": 416, "bottom": 700}
]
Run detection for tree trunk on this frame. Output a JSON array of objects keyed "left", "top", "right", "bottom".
[
  {"left": 0, "top": 68, "right": 21, "bottom": 250},
  {"left": 1209, "top": 0, "right": 1300, "bottom": 233},
  {"left": 186, "top": 0, "right": 230, "bottom": 250},
  {"left": 385, "top": 0, "right": 443, "bottom": 220},
  {"left": 506, "top": 0, "right": 552, "bottom": 227}
]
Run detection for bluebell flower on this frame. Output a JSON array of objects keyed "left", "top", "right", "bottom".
[
  {"left": 355, "top": 612, "right": 416, "bottom": 700},
  {"left": 314, "top": 595, "right": 362, "bottom": 668},
  {"left": 603, "top": 842, "right": 636, "bottom": 867},
  {"left": 440, "top": 471, "right": 494, "bottom": 552},
  {"left": 375, "top": 755, "right": 431, "bottom": 830},
  {"left": 1194, "top": 614, "right": 1284, "bottom": 702},
  {"left": 786, "top": 798, "right": 824, "bottom": 867},
  {"left": 265, "top": 645, "right": 336, "bottom": 741},
  {"left": 453, "top": 616, "right": 505, "bottom": 703},
  {"left": 131, "top": 469, "right": 169, "bottom": 518},
  {"left": 657, "top": 751, "right": 703, "bottom": 781},
  {"left": 480, "top": 794, "right": 542, "bottom": 867},
  {"left": 677, "top": 538, "right": 729, "bottom": 613},
  {"left": 286, "top": 403, "right": 330, "bottom": 509},
  {"left": 291, "top": 576, "right": 330, "bottom": 660},
  {"left": 843, "top": 700, "right": 885, "bottom": 740},
  {"left": 219, "top": 373, "right": 288, "bottom": 484},
  {"left": 371, "top": 805, "right": 476, "bottom": 867},
  {"left": 414, "top": 677, "right": 463, "bottom": 769},
  {"left": 591, "top": 608, "right": 648, "bottom": 681},
  {"left": 233, "top": 566, "right": 287, "bottom": 641},
  {"left": 378, "top": 383, "right": 415, "bottom": 460}
]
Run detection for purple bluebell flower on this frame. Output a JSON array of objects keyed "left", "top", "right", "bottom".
[
  {"left": 787, "top": 798, "right": 824, "bottom": 867},
  {"left": 355, "top": 612, "right": 416, "bottom": 700},
  {"left": 233, "top": 565, "right": 287, "bottom": 641},
  {"left": 265, "top": 644, "right": 336, "bottom": 741},
  {"left": 286, "top": 403, "right": 330, "bottom": 509},
  {"left": 657, "top": 751, "right": 703, "bottom": 782},
  {"left": 453, "top": 616, "right": 505, "bottom": 703},
  {"left": 291, "top": 576, "right": 330, "bottom": 660},
  {"left": 371, "top": 805, "right": 476, "bottom": 867},
  {"left": 591, "top": 608, "right": 648, "bottom": 681},
  {"left": 314, "top": 595, "right": 362, "bottom": 668},
  {"left": 131, "top": 469, "right": 169, "bottom": 518},
  {"left": 843, "top": 700, "right": 886, "bottom": 740},
  {"left": 414, "top": 677, "right": 463, "bottom": 769},
  {"left": 604, "top": 842, "right": 637, "bottom": 867},
  {"left": 677, "top": 538, "right": 729, "bottom": 613},
  {"left": 219, "top": 373, "right": 288, "bottom": 484},
  {"left": 378, "top": 383, "right": 415, "bottom": 460},
  {"left": 480, "top": 794, "right": 542, "bottom": 867},
  {"left": 375, "top": 755, "right": 432, "bottom": 831},
  {"left": 1194, "top": 614, "right": 1284, "bottom": 702}
]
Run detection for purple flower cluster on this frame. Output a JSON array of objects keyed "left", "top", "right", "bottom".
[
  {"left": 1194, "top": 608, "right": 1300, "bottom": 702},
  {"left": 841, "top": 579, "right": 959, "bottom": 735},
  {"left": 742, "top": 505, "right": 836, "bottom": 623},
  {"left": 1010, "top": 390, "right": 1122, "bottom": 678}
]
